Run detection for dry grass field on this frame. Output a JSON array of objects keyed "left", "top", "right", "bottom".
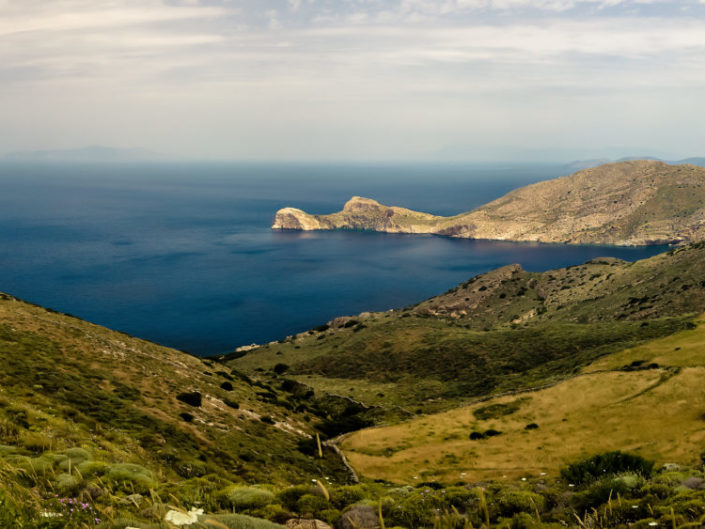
[{"left": 341, "top": 315, "right": 705, "bottom": 484}]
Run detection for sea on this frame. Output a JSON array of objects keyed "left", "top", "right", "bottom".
[{"left": 0, "top": 161, "right": 669, "bottom": 356}]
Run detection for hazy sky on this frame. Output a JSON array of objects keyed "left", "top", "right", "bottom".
[{"left": 1, "top": 0, "right": 704, "bottom": 162}]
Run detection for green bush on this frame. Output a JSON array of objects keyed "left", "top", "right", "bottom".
[
  {"left": 497, "top": 489, "right": 545, "bottom": 517},
  {"left": 296, "top": 493, "right": 330, "bottom": 515},
  {"left": 561, "top": 451, "right": 654, "bottom": 485},
  {"left": 255, "top": 503, "right": 292, "bottom": 524},
  {"left": 58, "top": 448, "right": 91, "bottom": 472},
  {"left": 106, "top": 463, "right": 155, "bottom": 492},
  {"left": 571, "top": 475, "right": 634, "bottom": 512},
  {"left": 54, "top": 472, "right": 80, "bottom": 494},
  {"left": 277, "top": 485, "right": 315, "bottom": 511},
  {"left": 220, "top": 486, "right": 276, "bottom": 510},
  {"left": 199, "top": 513, "right": 286, "bottom": 529},
  {"left": 331, "top": 484, "right": 366, "bottom": 509},
  {"left": 77, "top": 460, "right": 108, "bottom": 477}
]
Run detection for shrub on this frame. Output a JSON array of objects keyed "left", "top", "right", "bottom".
[
  {"left": 473, "top": 400, "right": 525, "bottom": 421},
  {"left": 316, "top": 416, "right": 373, "bottom": 438},
  {"left": 61, "top": 447, "right": 91, "bottom": 466},
  {"left": 273, "top": 364, "right": 290, "bottom": 375},
  {"left": 277, "top": 485, "right": 316, "bottom": 511},
  {"left": 199, "top": 513, "right": 286, "bottom": 529},
  {"left": 106, "top": 463, "right": 155, "bottom": 492},
  {"left": 220, "top": 486, "right": 275, "bottom": 510},
  {"left": 296, "top": 493, "right": 329, "bottom": 515},
  {"left": 77, "top": 460, "right": 108, "bottom": 477},
  {"left": 54, "top": 472, "right": 80, "bottom": 494},
  {"left": 497, "top": 489, "right": 545, "bottom": 517},
  {"left": 561, "top": 451, "right": 654, "bottom": 485},
  {"left": 256, "top": 503, "right": 292, "bottom": 524},
  {"left": 176, "top": 391, "right": 202, "bottom": 407},
  {"left": 221, "top": 382, "right": 234, "bottom": 391},
  {"left": 224, "top": 399, "right": 240, "bottom": 409},
  {"left": 331, "top": 484, "right": 367, "bottom": 509},
  {"left": 571, "top": 476, "right": 631, "bottom": 512}
]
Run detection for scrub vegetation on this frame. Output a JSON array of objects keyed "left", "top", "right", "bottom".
[{"left": 4, "top": 242, "right": 705, "bottom": 527}]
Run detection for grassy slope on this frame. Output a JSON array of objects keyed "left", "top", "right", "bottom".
[
  {"left": 0, "top": 292, "right": 350, "bottom": 490},
  {"left": 228, "top": 242, "right": 705, "bottom": 416},
  {"left": 341, "top": 314, "right": 705, "bottom": 484}
]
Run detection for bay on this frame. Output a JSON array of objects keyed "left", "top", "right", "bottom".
[{"left": 0, "top": 161, "right": 668, "bottom": 355}]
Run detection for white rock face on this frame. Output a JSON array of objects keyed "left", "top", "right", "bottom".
[{"left": 272, "top": 207, "right": 324, "bottom": 230}]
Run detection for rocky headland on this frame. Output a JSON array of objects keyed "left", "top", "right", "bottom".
[{"left": 272, "top": 160, "right": 705, "bottom": 246}]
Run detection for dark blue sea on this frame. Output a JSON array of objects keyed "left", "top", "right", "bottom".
[{"left": 0, "top": 161, "right": 668, "bottom": 355}]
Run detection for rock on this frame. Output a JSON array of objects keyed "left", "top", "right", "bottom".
[
  {"left": 273, "top": 208, "right": 324, "bottom": 230},
  {"left": 122, "top": 493, "right": 144, "bottom": 506},
  {"left": 286, "top": 519, "right": 333, "bottom": 529},
  {"left": 338, "top": 504, "right": 379, "bottom": 529},
  {"left": 682, "top": 477, "right": 704, "bottom": 490}
]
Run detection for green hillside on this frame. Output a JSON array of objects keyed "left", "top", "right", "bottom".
[
  {"left": 0, "top": 293, "right": 356, "bottom": 527},
  {"left": 2, "top": 244, "right": 705, "bottom": 528},
  {"left": 342, "top": 315, "right": 705, "bottom": 483},
  {"left": 227, "top": 242, "right": 705, "bottom": 417}
]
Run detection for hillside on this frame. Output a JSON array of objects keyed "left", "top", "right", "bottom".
[
  {"left": 227, "top": 241, "right": 705, "bottom": 416},
  {"left": 3, "top": 255, "right": 705, "bottom": 527},
  {"left": 272, "top": 161, "right": 705, "bottom": 246},
  {"left": 0, "top": 293, "right": 363, "bottom": 526},
  {"left": 341, "top": 314, "right": 705, "bottom": 483}
]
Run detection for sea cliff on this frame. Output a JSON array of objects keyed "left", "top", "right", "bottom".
[{"left": 273, "top": 160, "right": 705, "bottom": 246}]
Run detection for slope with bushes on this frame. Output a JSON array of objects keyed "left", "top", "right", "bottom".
[{"left": 227, "top": 242, "right": 705, "bottom": 416}]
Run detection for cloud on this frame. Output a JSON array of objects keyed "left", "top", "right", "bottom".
[{"left": 0, "top": 0, "right": 704, "bottom": 160}]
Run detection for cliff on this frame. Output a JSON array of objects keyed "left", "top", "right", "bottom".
[{"left": 272, "top": 161, "right": 705, "bottom": 246}]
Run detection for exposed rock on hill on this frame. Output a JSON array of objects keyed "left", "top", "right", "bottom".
[{"left": 272, "top": 161, "right": 705, "bottom": 246}]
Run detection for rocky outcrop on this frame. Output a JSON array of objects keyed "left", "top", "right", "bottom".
[
  {"left": 272, "top": 161, "right": 705, "bottom": 246},
  {"left": 273, "top": 196, "right": 442, "bottom": 233}
]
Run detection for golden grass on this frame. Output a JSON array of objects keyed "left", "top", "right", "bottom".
[
  {"left": 585, "top": 315, "right": 705, "bottom": 371},
  {"left": 341, "top": 317, "right": 705, "bottom": 484}
]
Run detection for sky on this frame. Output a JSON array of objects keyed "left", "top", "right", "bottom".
[{"left": 1, "top": 0, "right": 704, "bottom": 162}]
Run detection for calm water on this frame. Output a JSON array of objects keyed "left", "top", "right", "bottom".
[{"left": 0, "top": 162, "right": 668, "bottom": 355}]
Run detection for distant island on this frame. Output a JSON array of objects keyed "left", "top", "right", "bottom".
[{"left": 273, "top": 160, "right": 705, "bottom": 246}]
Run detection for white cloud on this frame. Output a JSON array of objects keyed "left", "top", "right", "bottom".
[{"left": 0, "top": 0, "right": 704, "bottom": 160}]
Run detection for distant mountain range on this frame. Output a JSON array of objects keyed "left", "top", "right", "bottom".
[{"left": 3, "top": 145, "right": 165, "bottom": 162}]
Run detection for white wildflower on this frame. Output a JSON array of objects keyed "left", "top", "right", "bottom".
[{"left": 165, "top": 507, "right": 204, "bottom": 526}]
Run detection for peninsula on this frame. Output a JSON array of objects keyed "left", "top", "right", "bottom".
[{"left": 272, "top": 160, "right": 705, "bottom": 246}]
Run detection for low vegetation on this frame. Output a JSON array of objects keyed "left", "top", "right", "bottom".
[
  {"left": 4, "top": 240, "right": 705, "bottom": 527},
  {"left": 228, "top": 241, "right": 705, "bottom": 417}
]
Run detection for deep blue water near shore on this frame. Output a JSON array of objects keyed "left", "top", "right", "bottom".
[{"left": 0, "top": 161, "right": 668, "bottom": 355}]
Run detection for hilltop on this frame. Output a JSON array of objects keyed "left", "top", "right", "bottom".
[{"left": 273, "top": 160, "right": 705, "bottom": 246}]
